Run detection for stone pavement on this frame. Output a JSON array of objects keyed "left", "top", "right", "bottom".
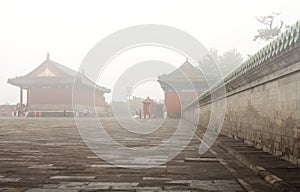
[
  {"left": 215, "top": 136, "right": 300, "bottom": 192},
  {"left": 0, "top": 117, "right": 283, "bottom": 191}
]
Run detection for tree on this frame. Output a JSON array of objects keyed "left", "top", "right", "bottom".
[
  {"left": 199, "top": 48, "right": 243, "bottom": 81},
  {"left": 253, "top": 12, "right": 289, "bottom": 42},
  {"left": 198, "top": 49, "right": 220, "bottom": 84},
  {"left": 205, "top": 48, "right": 243, "bottom": 76},
  {"left": 218, "top": 49, "right": 243, "bottom": 76},
  {"left": 111, "top": 96, "right": 144, "bottom": 117},
  {"left": 208, "top": 48, "right": 219, "bottom": 63},
  {"left": 129, "top": 96, "right": 143, "bottom": 115}
]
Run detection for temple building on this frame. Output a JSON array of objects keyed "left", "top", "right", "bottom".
[
  {"left": 7, "top": 54, "right": 110, "bottom": 117},
  {"left": 158, "top": 60, "right": 208, "bottom": 118}
]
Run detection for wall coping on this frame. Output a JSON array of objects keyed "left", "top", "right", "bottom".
[{"left": 186, "top": 20, "right": 300, "bottom": 109}]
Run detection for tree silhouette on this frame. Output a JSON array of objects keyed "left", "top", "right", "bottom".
[
  {"left": 218, "top": 49, "right": 243, "bottom": 76},
  {"left": 253, "top": 12, "right": 287, "bottom": 42}
]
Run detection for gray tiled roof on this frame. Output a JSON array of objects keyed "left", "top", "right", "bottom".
[{"left": 7, "top": 58, "right": 110, "bottom": 93}]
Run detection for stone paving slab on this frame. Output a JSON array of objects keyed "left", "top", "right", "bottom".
[
  {"left": 216, "top": 135, "right": 300, "bottom": 191},
  {"left": 0, "top": 118, "right": 277, "bottom": 191}
]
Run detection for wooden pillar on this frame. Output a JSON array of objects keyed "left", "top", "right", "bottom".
[
  {"left": 26, "top": 89, "right": 30, "bottom": 106},
  {"left": 20, "top": 88, "right": 23, "bottom": 105}
]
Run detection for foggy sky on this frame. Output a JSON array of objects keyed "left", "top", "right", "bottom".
[{"left": 0, "top": 0, "right": 299, "bottom": 104}]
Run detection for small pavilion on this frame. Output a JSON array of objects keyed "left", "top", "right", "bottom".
[{"left": 142, "top": 97, "right": 153, "bottom": 119}]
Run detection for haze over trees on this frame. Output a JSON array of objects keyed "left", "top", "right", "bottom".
[{"left": 207, "top": 48, "right": 243, "bottom": 77}]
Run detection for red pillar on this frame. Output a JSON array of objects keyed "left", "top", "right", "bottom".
[
  {"left": 26, "top": 89, "right": 30, "bottom": 106},
  {"left": 20, "top": 88, "right": 23, "bottom": 105}
]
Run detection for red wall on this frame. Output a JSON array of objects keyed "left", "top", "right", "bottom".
[
  {"left": 165, "top": 92, "right": 181, "bottom": 113},
  {"left": 165, "top": 92, "right": 201, "bottom": 113},
  {"left": 30, "top": 87, "right": 71, "bottom": 105},
  {"left": 30, "top": 86, "right": 105, "bottom": 107}
]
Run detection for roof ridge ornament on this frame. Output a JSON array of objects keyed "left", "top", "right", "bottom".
[{"left": 47, "top": 52, "right": 50, "bottom": 60}]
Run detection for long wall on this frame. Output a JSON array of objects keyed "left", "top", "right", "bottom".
[{"left": 184, "top": 23, "right": 300, "bottom": 165}]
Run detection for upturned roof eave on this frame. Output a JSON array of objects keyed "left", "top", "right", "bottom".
[{"left": 7, "top": 57, "right": 111, "bottom": 93}]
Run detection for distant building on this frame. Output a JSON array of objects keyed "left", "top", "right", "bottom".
[
  {"left": 7, "top": 53, "right": 110, "bottom": 117},
  {"left": 158, "top": 60, "right": 208, "bottom": 118},
  {"left": 141, "top": 97, "right": 164, "bottom": 119},
  {"left": 142, "top": 97, "right": 153, "bottom": 119}
]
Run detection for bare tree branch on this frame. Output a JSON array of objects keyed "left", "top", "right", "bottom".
[{"left": 253, "top": 12, "right": 287, "bottom": 42}]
